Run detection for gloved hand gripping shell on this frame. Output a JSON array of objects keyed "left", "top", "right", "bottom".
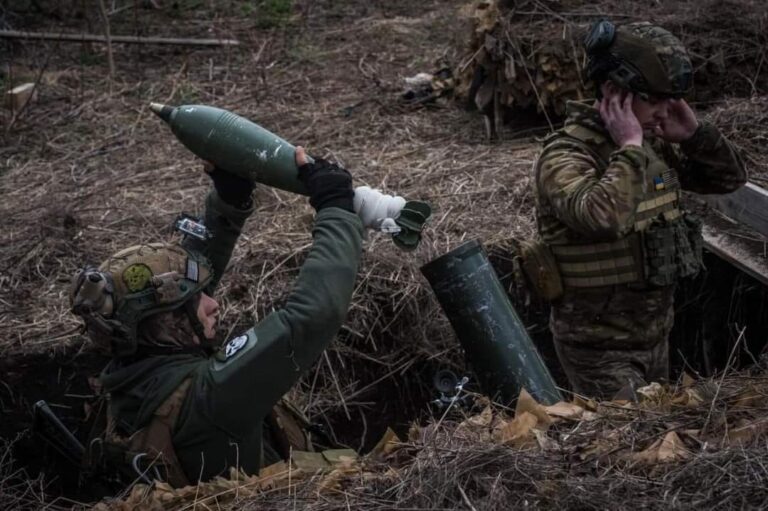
[{"left": 298, "top": 158, "right": 355, "bottom": 212}]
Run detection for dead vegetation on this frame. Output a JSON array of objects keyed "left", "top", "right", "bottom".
[
  {"left": 1, "top": 0, "right": 768, "bottom": 509},
  {"left": 459, "top": 0, "right": 768, "bottom": 135},
  {"left": 705, "top": 96, "right": 768, "bottom": 186},
  {"left": 0, "top": 436, "right": 53, "bottom": 510},
  {"left": 96, "top": 367, "right": 768, "bottom": 510},
  {"left": 0, "top": 0, "right": 538, "bottom": 499}
]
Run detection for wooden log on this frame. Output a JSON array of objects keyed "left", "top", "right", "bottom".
[
  {"left": 702, "top": 183, "right": 768, "bottom": 238},
  {"left": 4, "top": 83, "right": 37, "bottom": 112},
  {"left": 0, "top": 29, "right": 239, "bottom": 47},
  {"left": 703, "top": 227, "right": 768, "bottom": 286},
  {"left": 97, "top": 0, "right": 116, "bottom": 89}
]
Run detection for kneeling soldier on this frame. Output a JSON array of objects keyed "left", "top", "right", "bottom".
[{"left": 69, "top": 148, "right": 363, "bottom": 486}]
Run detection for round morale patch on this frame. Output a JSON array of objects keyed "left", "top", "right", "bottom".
[
  {"left": 123, "top": 263, "right": 153, "bottom": 292},
  {"left": 225, "top": 335, "right": 248, "bottom": 359}
]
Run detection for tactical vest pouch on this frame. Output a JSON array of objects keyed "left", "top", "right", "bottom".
[
  {"left": 86, "top": 378, "right": 193, "bottom": 488},
  {"left": 643, "top": 211, "right": 704, "bottom": 287},
  {"left": 642, "top": 218, "right": 678, "bottom": 287},
  {"left": 265, "top": 398, "right": 314, "bottom": 460},
  {"left": 514, "top": 238, "right": 564, "bottom": 301}
]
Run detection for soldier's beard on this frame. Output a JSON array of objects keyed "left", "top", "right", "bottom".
[{"left": 138, "top": 308, "right": 201, "bottom": 350}]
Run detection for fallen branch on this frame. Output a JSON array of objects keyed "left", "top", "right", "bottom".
[
  {"left": 0, "top": 30, "right": 240, "bottom": 47},
  {"left": 96, "top": 0, "right": 116, "bottom": 92}
]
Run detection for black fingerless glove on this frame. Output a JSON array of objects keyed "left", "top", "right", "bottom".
[
  {"left": 207, "top": 166, "right": 254, "bottom": 210},
  {"left": 298, "top": 158, "right": 354, "bottom": 213}
]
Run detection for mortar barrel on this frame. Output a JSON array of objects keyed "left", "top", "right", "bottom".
[{"left": 421, "top": 240, "right": 562, "bottom": 405}]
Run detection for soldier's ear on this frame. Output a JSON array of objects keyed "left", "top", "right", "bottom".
[{"left": 600, "top": 81, "right": 614, "bottom": 98}]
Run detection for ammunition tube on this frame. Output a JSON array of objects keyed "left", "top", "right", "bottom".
[{"left": 421, "top": 240, "right": 562, "bottom": 405}]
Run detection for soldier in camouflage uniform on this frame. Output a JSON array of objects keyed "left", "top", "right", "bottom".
[
  {"left": 69, "top": 148, "right": 363, "bottom": 486},
  {"left": 533, "top": 21, "right": 746, "bottom": 399}
]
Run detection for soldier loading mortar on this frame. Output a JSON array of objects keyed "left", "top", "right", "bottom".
[{"left": 67, "top": 146, "right": 365, "bottom": 486}]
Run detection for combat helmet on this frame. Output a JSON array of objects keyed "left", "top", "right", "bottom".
[
  {"left": 584, "top": 20, "right": 693, "bottom": 98},
  {"left": 69, "top": 243, "right": 213, "bottom": 357}
]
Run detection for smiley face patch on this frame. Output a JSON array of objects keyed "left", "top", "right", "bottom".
[{"left": 123, "top": 263, "right": 153, "bottom": 292}]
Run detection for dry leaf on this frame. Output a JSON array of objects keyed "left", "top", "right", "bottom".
[
  {"left": 543, "top": 401, "right": 584, "bottom": 420},
  {"left": 633, "top": 438, "right": 663, "bottom": 464},
  {"left": 493, "top": 411, "right": 538, "bottom": 448},
  {"left": 573, "top": 395, "right": 598, "bottom": 412},
  {"left": 515, "top": 389, "right": 553, "bottom": 429},
  {"left": 532, "top": 428, "right": 557, "bottom": 450},
  {"left": 461, "top": 405, "right": 494, "bottom": 429},
  {"left": 671, "top": 388, "right": 704, "bottom": 407},
  {"left": 581, "top": 411, "right": 599, "bottom": 421},
  {"left": 258, "top": 461, "right": 292, "bottom": 490},
  {"left": 370, "top": 427, "right": 402, "bottom": 458},
  {"left": 637, "top": 382, "right": 664, "bottom": 401},
  {"left": 658, "top": 431, "right": 690, "bottom": 461},
  {"left": 633, "top": 432, "right": 690, "bottom": 464}
]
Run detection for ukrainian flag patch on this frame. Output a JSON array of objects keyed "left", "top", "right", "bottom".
[{"left": 653, "top": 176, "right": 665, "bottom": 190}]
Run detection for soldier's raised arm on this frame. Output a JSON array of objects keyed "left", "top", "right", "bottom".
[
  {"left": 181, "top": 164, "right": 255, "bottom": 295},
  {"left": 173, "top": 149, "right": 363, "bottom": 480},
  {"left": 657, "top": 116, "right": 747, "bottom": 194},
  {"left": 536, "top": 89, "right": 650, "bottom": 240}
]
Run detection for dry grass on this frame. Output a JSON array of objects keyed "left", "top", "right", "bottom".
[
  {"left": 0, "top": 0, "right": 538, "bottom": 466},
  {"left": 458, "top": 0, "right": 768, "bottom": 121},
  {"left": 98, "top": 366, "right": 768, "bottom": 510},
  {"left": 0, "top": 435, "right": 58, "bottom": 510},
  {"left": 705, "top": 96, "right": 768, "bottom": 186},
  {"left": 2, "top": 1, "right": 768, "bottom": 509}
]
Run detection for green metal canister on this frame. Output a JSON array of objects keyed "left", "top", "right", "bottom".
[
  {"left": 421, "top": 240, "right": 562, "bottom": 405},
  {"left": 150, "top": 103, "right": 309, "bottom": 194}
]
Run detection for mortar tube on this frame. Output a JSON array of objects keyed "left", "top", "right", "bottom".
[{"left": 421, "top": 239, "right": 562, "bottom": 406}]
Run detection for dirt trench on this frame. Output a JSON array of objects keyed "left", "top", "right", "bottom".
[{"left": 2, "top": 0, "right": 768, "bottom": 507}]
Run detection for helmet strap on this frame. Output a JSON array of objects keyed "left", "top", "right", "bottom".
[{"left": 184, "top": 296, "right": 217, "bottom": 355}]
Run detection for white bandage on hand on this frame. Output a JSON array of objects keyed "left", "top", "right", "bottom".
[{"left": 353, "top": 186, "right": 406, "bottom": 233}]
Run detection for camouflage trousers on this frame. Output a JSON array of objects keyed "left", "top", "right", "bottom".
[{"left": 550, "top": 285, "right": 675, "bottom": 399}]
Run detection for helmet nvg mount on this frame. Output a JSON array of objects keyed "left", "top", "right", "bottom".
[
  {"left": 585, "top": 20, "right": 693, "bottom": 99},
  {"left": 70, "top": 243, "right": 213, "bottom": 357}
]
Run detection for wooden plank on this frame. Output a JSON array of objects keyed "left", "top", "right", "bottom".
[
  {"left": 0, "top": 29, "right": 239, "bottom": 47},
  {"left": 703, "top": 228, "right": 768, "bottom": 286},
  {"left": 4, "top": 83, "right": 36, "bottom": 112},
  {"left": 703, "top": 183, "right": 768, "bottom": 238}
]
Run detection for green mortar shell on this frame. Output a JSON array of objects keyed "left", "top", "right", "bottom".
[
  {"left": 421, "top": 240, "right": 562, "bottom": 406},
  {"left": 150, "top": 103, "right": 310, "bottom": 195}
]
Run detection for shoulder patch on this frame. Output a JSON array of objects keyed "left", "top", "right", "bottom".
[
  {"left": 224, "top": 335, "right": 248, "bottom": 359},
  {"left": 186, "top": 258, "right": 199, "bottom": 282}
]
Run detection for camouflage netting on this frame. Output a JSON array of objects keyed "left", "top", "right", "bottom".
[{"left": 459, "top": 0, "right": 768, "bottom": 134}]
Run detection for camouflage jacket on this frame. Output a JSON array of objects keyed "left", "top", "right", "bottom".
[
  {"left": 535, "top": 101, "right": 746, "bottom": 246},
  {"left": 101, "top": 190, "right": 364, "bottom": 483}
]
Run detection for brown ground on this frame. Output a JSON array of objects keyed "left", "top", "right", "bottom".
[
  {"left": 0, "top": 1, "right": 540, "bottom": 504},
  {"left": 1, "top": 1, "right": 768, "bottom": 509}
]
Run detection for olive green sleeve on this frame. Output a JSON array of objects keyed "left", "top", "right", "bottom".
[
  {"left": 183, "top": 189, "right": 254, "bottom": 294},
  {"left": 193, "top": 207, "right": 363, "bottom": 440},
  {"left": 673, "top": 122, "right": 747, "bottom": 194},
  {"left": 536, "top": 140, "right": 648, "bottom": 239}
]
